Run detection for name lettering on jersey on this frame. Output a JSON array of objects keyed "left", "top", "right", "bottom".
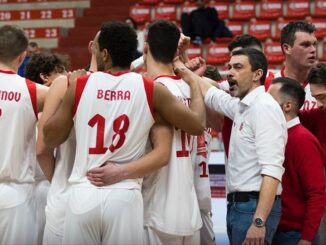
[
  {"left": 97, "top": 89, "right": 131, "bottom": 101},
  {"left": 0, "top": 90, "right": 21, "bottom": 102},
  {"left": 176, "top": 96, "right": 191, "bottom": 107}
]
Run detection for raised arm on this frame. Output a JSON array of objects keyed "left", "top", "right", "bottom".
[
  {"left": 43, "top": 78, "right": 76, "bottom": 148},
  {"left": 36, "top": 83, "right": 49, "bottom": 113},
  {"left": 37, "top": 75, "right": 68, "bottom": 181}
]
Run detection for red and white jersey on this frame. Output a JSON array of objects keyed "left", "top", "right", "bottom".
[
  {"left": 142, "top": 75, "right": 202, "bottom": 236},
  {"left": 0, "top": 70, "right": 37, "bottom": 208},
  {"left": 265, "top": 67, "right": 318, "bottom": 111},
  {"left": 191, "top": 129, "right": 212, "bottom": 213},
  {"left": 69, "top": 71, "right": 154, "bottom": 189},
  {"left": 45, "top": 128, "right": 76, "bottom": 236}
]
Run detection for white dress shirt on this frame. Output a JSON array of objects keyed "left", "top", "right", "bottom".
[{"left": 205, "top": 86, "right": 287, "bottom": 194}]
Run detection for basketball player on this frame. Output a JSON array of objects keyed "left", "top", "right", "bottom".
[
  {"left": 0, "top": 25, "right": 48, "bottom": 245},
  {"left": 43, "top": 21, "right": 205, "bottom": 244}
]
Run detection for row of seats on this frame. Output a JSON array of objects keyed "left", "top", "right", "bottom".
[
  {"left": 182, "top": 38, "right": 326, "bottom": 67},
  {"left": 130, "top": 0, "right": 326, "bottom": 24},
  {"left": 0, "top": 0, "right": 89, "bottom": 48}
]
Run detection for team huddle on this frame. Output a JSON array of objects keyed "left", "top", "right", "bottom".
[{"left": 0, "top": 18, "right": 325, "bottom": 245}]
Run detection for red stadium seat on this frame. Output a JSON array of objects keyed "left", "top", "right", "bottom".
[
  {"left": 139, "top": 0, "right": 159, "bottom": 5},
  {"left": 129, "top": 5, "right": 151, "bottom": 24},
  {"left": 248, "top": 18, "right": 272, "bottom": 40},
  {"left": 24, "top": 27, "right": 60, "bottom": 39},
  {"left": 225, "top": 20, "right": 244, "bottom": 37},
  {"left": 306, "top": 18, "right": 326, "bottom": 40},
  {"left": 186, "top": 44, "right": 203, "bottom": 60},
  {"left": 257, "top": 0, "right": 283, "bottom": 19},
  {"left": 273, "top": 17, "right": 296, "bottom": 41},
  {"left": 206, "top": 42, "right": 230, "bottom": 65},
  {"left": 180, "top": 1, "right": 197, "bottom": 15},
  {"left": 285, "top": 0, "right": 310, "bottom": 18},
  {"left": 313, "top": 0, "right": 326, "bottom": 17},
  {"left": 264, "top": 41, "right": 284, "bottom": 64},
  {"left": 208, "top": 1, "right": 229, "bottom": 20},
  {"left": 230, "top": 0, "right": 255, "bottom": 20},
  {"left": 163, "top": 0, "right": 184, "bottom": 4},
  {"left": 153, "top": 3, "right": 177, "bottom": 21},
  {"left": 320, "top": 38, "right": 326, "bottom": 61}
]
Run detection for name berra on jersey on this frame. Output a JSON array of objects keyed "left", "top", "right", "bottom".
[{"left": 97, "top": 89, "right": 131, "bottom": 101}]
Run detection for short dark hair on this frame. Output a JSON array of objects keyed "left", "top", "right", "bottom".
[
  {"left": 29, "top": 41, "right": 38, "bottom": 48},
  {"left": 281, "top": 21, "right": 315, "bottom": 48},
  {"left": 204, "top": 65, "right": 222, "bottom": 81},
  {"left": 271, "top": 77, "right": 306, "bottom": 111},
  {"left": 231, "top": 48, "right": 267, "bottom": 85},
  {"left": 99, "top": 21, "right": 138, "bottom": 68},
  {"left": 0, "top": 25, "right": 28, "bottom": 63},
  {"left": 25, "top": 52, "right": 69, "bottom": 84},
  {"left": 147, "top": 20, "right": 180, "bottom": 64},
  {"left": 307, "top": 63, "right": 326, "bottom": 87},
  {"left": 125, "top": 17, "right": 138, "bottom": 30},
  {"left": 228, "top": 34, "right": 262, "bottom": 52}
]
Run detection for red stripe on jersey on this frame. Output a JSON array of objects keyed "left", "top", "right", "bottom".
[
  {"left": 25, "top": 79, "right": 37, "bottom": 118},
  {"left": 0, "top": 69, "right": 16, "bottom": 74},
  {"left": 280, "top": 66, "right": 308, "bottom": 87},
  {"left": 264, "top": 71, "right": 275, "bottom": 91},
  {"left": 154, "top": 75, "right": 181, "bottom": 81},
  {"left": 105, "top": 70, "right": 130, "bottom": 76},
  {"left": 72, "top": 75, "right": 90, "bottom": 117},
  {"left": 142, "top": 76, "right": 154, "bottom": 118}
]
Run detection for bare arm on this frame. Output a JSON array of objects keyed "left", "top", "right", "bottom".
[
  {"left": 36, "top": 83, "right": 49, "bottom": 113},
  {"left": 86, "top": 116, "right": 173, "bottom": 186},
  {"left": 37, "top": 75, "right": 68, "bottom": 181},
  {"left": 43, "top": 80, "right": 75, "bottom": 147},
  {"left": 153, "top": 81, "right": 205, "bottom": 135},
  {"left": 243, "top": 176, "right": 279, "bottom": 245}
]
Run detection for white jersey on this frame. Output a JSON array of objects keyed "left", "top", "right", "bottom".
[
  {"left": 45, "top": 128, "right": 76, "bottom": 236},
  {"left": 142, "top": 75, "right": 202, "bottom": 236},
  {"left": 69, "top": 71, "right": 154, "bottom": 189},
  {"left": 191, "top": 129, "right": 212, "bottom": 212},
  {"left": 0, "top": 70, "right": 37, "bottom": 208},
  {"left": 268, "top": 68, "right": 317, "bottom": 111}
]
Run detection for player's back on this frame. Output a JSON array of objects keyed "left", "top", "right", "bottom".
[
  {"left": 0, "top": 71, "right": 37, "bottom": 185},
  {"left": 70, "top": 71, "right": 154, "bottom": 187},
  {"left": 142, "top": 75, "right": 202, "bottom": 236}
]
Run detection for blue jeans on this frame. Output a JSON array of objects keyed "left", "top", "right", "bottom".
[
  {"left": 227, "top": 197, "right": 281, "bottom": 245},
  {"left": 272, "top": 231, "right": 319, "bottom": 245}
]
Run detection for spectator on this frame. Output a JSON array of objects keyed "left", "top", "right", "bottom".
[
  {"left": 181, "top": 0, "right": 232, "bottom": 45},
  {"left": 125, "top": 16, "right": 144, "bottom": 58},
  {"left": 18, "top": 41, "right": 40, "bottom": 77}
]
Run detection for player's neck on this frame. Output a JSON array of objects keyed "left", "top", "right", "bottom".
[
  {"left": 146, "top": 60, "right": 174, "bottom": 80},
  {"left": 106, "top": 66, "right": 130, "bottom": 75},
  {"left": 0, "top": 63, "right": 17, "bottom": 73},
  {"left": 284, "top": 61, "right": 310, "bottom": 85}
]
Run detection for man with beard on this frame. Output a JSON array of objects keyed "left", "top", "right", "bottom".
[{"left": 175, "top": 48, "right": 287, "bottom": 245}]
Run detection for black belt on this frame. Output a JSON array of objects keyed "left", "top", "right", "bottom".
[{"left": 227, "top": 192, "right": 281, "bottom": 202}]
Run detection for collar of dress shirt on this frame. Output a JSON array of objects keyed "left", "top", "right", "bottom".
[
  {"left": 286, "top": 116, "right": 300, "bottom": 129},
  {"left": 240, "top": 86, "right": 265, "bottom": 107}
]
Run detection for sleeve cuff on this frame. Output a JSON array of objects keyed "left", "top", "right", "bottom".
[{"left": 260, "top": 164, "right": 284, "bottom": 182}]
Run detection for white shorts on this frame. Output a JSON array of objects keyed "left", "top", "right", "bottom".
[
  {"left": 200, "top": 210, "right": 215, "bottom": 245},
  {"left": 144, "top": 226, "right": 200, "bottom": 245},
  {"left": 63, "top": 187, "right": 143, "bottom": 245},
  {"left": 43, "top": 224, "right": 63, "bottom": 245},
  {"left": 0, "top": 196, "right": 37, "bottom": 245},
  {"left": 35, "top": 179, "right": 50, "bottom": 244}
]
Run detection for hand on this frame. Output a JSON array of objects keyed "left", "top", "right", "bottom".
[
  {"left": 86, "top": 162, "right": 126, "bottom": 187},
  {"left": 173, "top": 56, "right": 194, "bottom": 83},
  {"left": 185, "top": 57, "right": 206, "bottom": 77},
  {"left": 67, "top": 69, "right": 87, "bottom": 85},
  {"left": 177, "top": 33, "right": 191, "bottom": 62},
  {"left": 242, "top": 224, "right": 265, "bottom": 245},
  {"left": 298, "top": 239, "right": 312, "bottom": 245}
]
